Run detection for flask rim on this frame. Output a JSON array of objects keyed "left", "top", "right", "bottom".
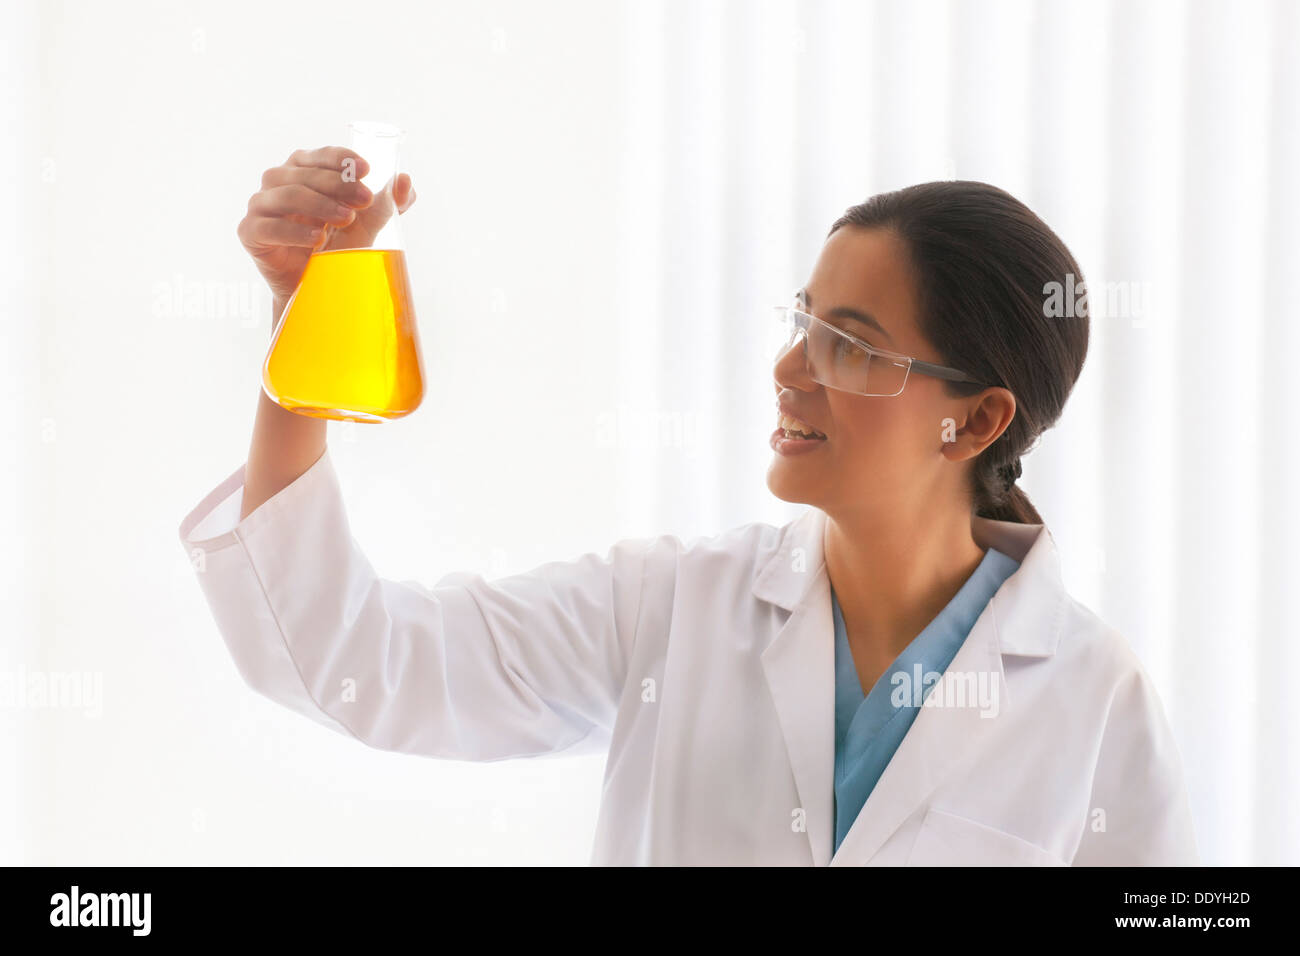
[{"left": 347, "top": 119, "right": 406, "bottom": 140}]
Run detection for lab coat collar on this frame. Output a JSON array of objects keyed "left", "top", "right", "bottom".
[
  {"left": 751, "top": 507, "right": 1066, "bottom": 658},
  {"left": 752, "top": 506, "right": 1068, "bottom": 865}
]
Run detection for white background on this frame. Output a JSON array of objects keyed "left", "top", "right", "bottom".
[{"left": 2, "top": 0, "right": 1296, "bottom": 865}]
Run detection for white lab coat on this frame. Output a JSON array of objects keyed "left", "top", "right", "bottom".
[{"left": 178, "top": 447, "right": 1199, "bottom": 866}]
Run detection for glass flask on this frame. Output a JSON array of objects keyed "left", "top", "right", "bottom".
[{"left": 262, "top": 120, "right": 425, "bottom": 423}]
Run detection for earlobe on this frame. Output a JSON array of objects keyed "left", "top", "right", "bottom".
[
  {"left": 938, "top": 418, "right": 978, "bottom": 464},
  {"left": 939, "top": 439, "right": 971, "bottom": 465}
]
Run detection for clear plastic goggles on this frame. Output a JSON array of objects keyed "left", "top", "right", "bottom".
[{"left": 770, "top": 305, "right": 989, "bottom": 397}]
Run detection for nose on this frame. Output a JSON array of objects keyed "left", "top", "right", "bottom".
[{"left": 773, "top": 331, "right": 816, "bottom": 393}]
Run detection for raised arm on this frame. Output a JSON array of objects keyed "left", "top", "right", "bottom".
[
  {"left": 234, "top": 144, "right": 414, "bottom": 518},
  {"left": 179, "top": 448, "right": 660, "bottom": 759}
]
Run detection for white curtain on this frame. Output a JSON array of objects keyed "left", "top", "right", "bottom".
[{"left": 4, "top": 0, "right": 1295, "bottom": 865}]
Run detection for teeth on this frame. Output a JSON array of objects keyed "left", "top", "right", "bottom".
[{"left": 779, "top": 413, "right": 820, "bottom": 437}]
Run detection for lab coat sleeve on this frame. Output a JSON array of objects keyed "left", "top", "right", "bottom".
[
  {"left": 1071, "top": 661, "right": 1200, "bottom": 866},
  {"left": 177, "top": 447, "right": 656, "bottom": 762}
]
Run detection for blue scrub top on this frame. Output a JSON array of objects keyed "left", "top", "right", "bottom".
[{"left": 831, "top": 546, "right": 1021, "bottom": 855}]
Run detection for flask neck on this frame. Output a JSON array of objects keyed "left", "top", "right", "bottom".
[
  {"left": 348, "top": 121, "right": 403, "bottom": 197},
  {"left": 342, "top": 120, "right": 406, "bottom": 252}
]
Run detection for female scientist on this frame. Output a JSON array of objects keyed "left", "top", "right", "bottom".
[{"left": 179, "top": 148, "right": 1199, "bottom": 866}]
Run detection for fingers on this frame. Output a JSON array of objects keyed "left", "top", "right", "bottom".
[
  {"left": 248, "top": 182, "right": 358, "bottom": 228},
  {"left": 284, "top": 146, "right": 370, "bottom": 183},
  {"left": 261, "top": 164, "right": 373, "bottom": 208},
  {"left": 237, "top": 214, "right": 324, "bottom": 249}
]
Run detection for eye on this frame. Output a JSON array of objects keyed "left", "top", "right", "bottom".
[{"left": 833, "top": 333, "right": 868, "bottom": 362}]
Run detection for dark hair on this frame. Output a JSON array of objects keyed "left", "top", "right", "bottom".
[{"left": 827, "top": 181, "right": 1089, "bottom": 524}]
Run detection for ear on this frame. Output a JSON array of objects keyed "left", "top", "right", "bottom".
[{"left": 940, "top": 387, "right": 1016, "bottom": 464}]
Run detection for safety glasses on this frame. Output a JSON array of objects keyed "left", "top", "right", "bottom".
[{"left": 771, "top": 303, "right": 991, "bottom": 397}]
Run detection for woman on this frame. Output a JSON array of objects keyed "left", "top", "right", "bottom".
[{"left": 180, "top": 151, "right": 1199, "bottom": 866}]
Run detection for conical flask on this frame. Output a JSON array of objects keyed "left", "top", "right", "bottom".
[{"left": 262, "top": 120, "right": 425, "bottom": 422}]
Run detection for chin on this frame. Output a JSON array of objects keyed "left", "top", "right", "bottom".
[{"left": 765, "top": 468, "right": 815, "bottom": 506}]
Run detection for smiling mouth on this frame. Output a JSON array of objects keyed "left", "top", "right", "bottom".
[{"left": 777, "top": 414, "right": 827, "bottom": 440}]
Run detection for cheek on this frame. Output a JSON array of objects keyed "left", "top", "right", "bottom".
[{"left": 830, "top": 395, "right": 939, "bottom": 461}]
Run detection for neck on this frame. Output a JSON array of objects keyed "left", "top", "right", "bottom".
[{"left": 822, "top": 499, "right": 986, "bottom": 662}]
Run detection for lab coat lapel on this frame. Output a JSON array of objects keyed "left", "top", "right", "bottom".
[{"left": 754, "top": 507, "right": 836, "bottom": 866}]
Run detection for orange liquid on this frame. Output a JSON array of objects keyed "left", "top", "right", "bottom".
[{"left": 263, "top": 248, "right": 425, "bottom": 422}]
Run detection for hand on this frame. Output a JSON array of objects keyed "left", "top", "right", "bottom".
[{"left": 237, "top": 145, "right": 417, "bottom": 304}]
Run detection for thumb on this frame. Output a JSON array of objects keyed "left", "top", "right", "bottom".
[{"left": 394, "top": 172, "right": 417, "bottom": 213}]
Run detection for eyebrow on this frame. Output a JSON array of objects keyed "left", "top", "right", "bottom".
[{"left": 799, "top": 288, "right": 895, "bottom": 346}]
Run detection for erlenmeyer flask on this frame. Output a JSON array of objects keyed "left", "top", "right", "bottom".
[{"left": 262, "top": 120, "right": 425, "bottom": 422}]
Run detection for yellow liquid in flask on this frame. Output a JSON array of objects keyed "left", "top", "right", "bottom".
[{"left": 263, "top": 248, "right": 425, "bottom": 422}]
